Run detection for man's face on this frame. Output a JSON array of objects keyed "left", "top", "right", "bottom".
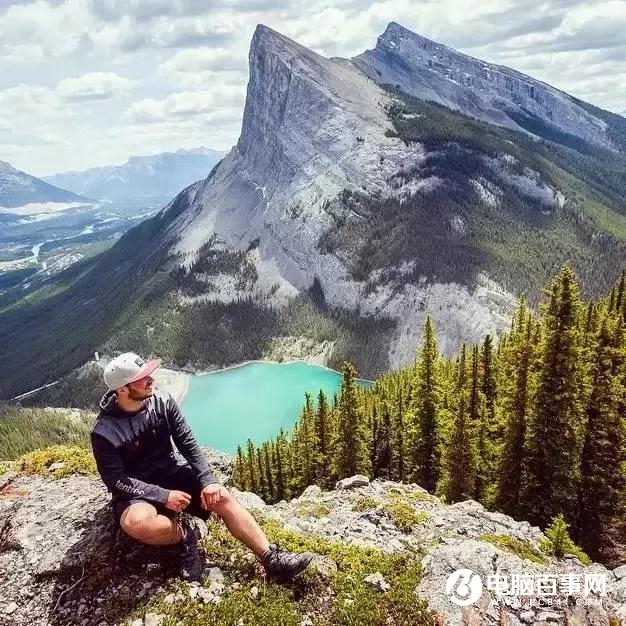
[{"left": 124, "top": 375, "right": 155, "bottom": 401}]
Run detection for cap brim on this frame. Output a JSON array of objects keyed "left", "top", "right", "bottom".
[{"left": 127, "top": 358, "right": 161, "bottom": 383}]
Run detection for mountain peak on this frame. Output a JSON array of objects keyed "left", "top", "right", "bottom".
[
  {"left": 354, "top": 21, "right": 615, "bottom": 150},
  {"left": 240, "top": 22, "right": 371, "bottom": 158},
  {"left": 0, "top": 159, "right": 17, "bottom": 172},
  {"left": 250, "top": 24, "right": 313, "bottom": 61}
]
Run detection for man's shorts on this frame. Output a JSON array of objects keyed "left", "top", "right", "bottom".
[{"left": 112, "top": 465, "right": 213, "bottom": 523}]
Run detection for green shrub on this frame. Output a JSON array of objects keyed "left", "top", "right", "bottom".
[
  {"left": 382, "top": 502, "right": 429, "bottom": 534},
  {"left": 480, "top": 534, "right": 547, "bottom": 564},
  {"left": 352, "top": 495, "right": 380, "bottom": 511},
  {"left": 539, "top": 514, "right": 592, "bottom": 565},
  {"left": 18, "top": 445, "right": 96, "bottom": 478}
]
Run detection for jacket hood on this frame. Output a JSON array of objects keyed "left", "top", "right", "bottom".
[{"left": 99, "top": 389, "right": 118, "bottom": 414}]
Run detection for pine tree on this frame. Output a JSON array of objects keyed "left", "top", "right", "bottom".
[
  {"left": 477, "top": 334, "right": 498, "bottom": 504},
  {"left": 246, "top": 438, "right": 259, "bottom": 494},
  {"left": 442, "top": 345, "right": 476, "bottom": 502},
  {"left": 390, "top": 388, "right": 406, "bottom": 482},
  {"left": 299, "top": 392, "right": 316, "bottom": 487},
  {"left": 372, "top": 401, "right": 392, "bottom": 478},
  {"left": 576, "top": 312, "right": 626, "bottom": 559},
  {"left": 273, "top": 439, "right": 286, "bottom": 502},
  {"left": 521, "top": 266, "right": 588, "bottom": 527},
  {"left": 256, "top": 447, "right": 267, "bottom": 501},
  {"left": 234, "top": 444, "right": 248, "bottom": 491},
  {"left": 408, "top": 316, "right": 442, "bottom": 492},
  {"left": 263, "top": 442, "right": 274, "bottom": 503},
  {"left": 616, "top": 270, "right": 625, "bottom": 312},
  {"left": 332, "top": 361, "right": 371, "bottom": 480},
  {"left": 314, "top": 389, "right": 331, "bottom": 482},
  {"left": 497, "top": 300, "right": 535, "bottom": 516}
]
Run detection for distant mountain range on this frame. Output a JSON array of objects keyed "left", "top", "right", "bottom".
[
  {"left": 44, "top": 148, "right": 225, "bottom": 205},
  {"left": 0, "top": 160, "right": 89, "bottom": 209},
  {"left": 1, "top": 22, "right": 625, "bottom": 398}
]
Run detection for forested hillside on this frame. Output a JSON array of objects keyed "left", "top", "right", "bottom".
[
  {"left": 321, "top": 92, "right": 626, "bottom": 303},
  {"left": 234, "top": 267, "right": 626, "bottom": 565}
]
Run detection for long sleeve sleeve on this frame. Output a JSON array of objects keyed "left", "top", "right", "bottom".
[
  {"left": 166, "top": 394, "right": 218, "bottom": 489},
  {"left": 91, "top": 432, "right": 170, "bottom": 504}
]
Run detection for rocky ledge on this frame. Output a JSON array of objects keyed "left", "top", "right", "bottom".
[{"left": 0, "top": 450, "right": 624, "bottom": 626}]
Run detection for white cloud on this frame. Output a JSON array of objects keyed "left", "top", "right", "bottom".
[
  {"left": 0, "top": 84, "right": 62, "bottom": 117},
  {"left": 0, "top": 0, "right": 92, "bottom": 61},
  {"left": 161, "top": 47, "right": 247, "bottom": 74},
  {"left": 126, "top": 87, "right": 245, "bottom": 123},
  {"left": 56, "top": 72, "right": 134, "bottom": 100},
  {"left": 159, "top": 47, "right": 248, "bottom": 89}
]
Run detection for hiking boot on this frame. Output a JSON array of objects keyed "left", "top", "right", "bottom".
[
  {"left": 260, "top": 543, "right": 314, "bottom": 583},
  {"left": 177, "top": 521, "right": 203, "bottom": 582}
]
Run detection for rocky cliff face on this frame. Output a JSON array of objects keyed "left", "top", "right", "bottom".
[
  {"left": 353, "top": 22, "right": 613, "bottom": 150},
  {"left": 1, "top": 456, "right": 624, "bottom": 626},
  {"left": 166, "top": 25, "right": 517, "bottom": 366}
]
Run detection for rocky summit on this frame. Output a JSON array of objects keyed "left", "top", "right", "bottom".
[{"left": 0, "top": 450, "right": 624, "bottom": 626}]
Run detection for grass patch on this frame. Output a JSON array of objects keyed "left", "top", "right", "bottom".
[
  {"left": 407, "top": 490, "right": 437, "bottom": 503},
  {"left": 17, "top": 444, "right": 96, "bottom": 478},
  {"left": 296, "top": 502, "right": 332, "bottom": 518},
  {"left": 132, "top": 516, "right": 435, "bottom": 625},
  {"left": 382, "top": 502, "right": 429, "bottom": 534},
  {"left": 480, "top": 534, "right": 547, "bottom": 564},
  {"left": 352, "top": 496, "right": 380, "bottom": 512},
  {"left": 260, "top": 518, "right": 435, "bottom": 625}
]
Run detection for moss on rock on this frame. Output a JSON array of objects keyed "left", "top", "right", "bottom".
[
  {"left": 480, "top": 533, "right": 547, "bottom": 564},
  {"left": 17, "top": 444, "right": 96, "bottom": 478}
]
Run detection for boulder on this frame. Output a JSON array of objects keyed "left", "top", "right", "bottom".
[
  {"left": 300, "top": 485, "right": 322, "bottom": 498},
  {"left": 231, "top": 488, "right": 266, "bottom": 511},
  {"left": 335, "top": 475, "right": 370, "bottom": 490},
  {"left": 201, "top": 448, "right": 233, "bottom": 487}
]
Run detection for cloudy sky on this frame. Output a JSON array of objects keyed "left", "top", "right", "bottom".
[{"left": 1, "top": 0, "right": 625, "bottom": 176}]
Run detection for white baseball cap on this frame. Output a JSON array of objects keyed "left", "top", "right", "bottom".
[{"left": 103, "top": 352, "right": 161, "bottom": 390}]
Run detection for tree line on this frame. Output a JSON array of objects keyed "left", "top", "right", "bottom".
[{"left": 234, "top": 266, "right": 626, "bottom": 564}]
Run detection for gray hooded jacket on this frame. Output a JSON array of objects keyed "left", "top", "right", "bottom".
[{"left": 90, "top": 389, "right": 217, "bottom": 505}]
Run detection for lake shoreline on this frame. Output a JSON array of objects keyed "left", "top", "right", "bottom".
[{"left": 161, "top": 358, "right": 375, "bottom": 406}]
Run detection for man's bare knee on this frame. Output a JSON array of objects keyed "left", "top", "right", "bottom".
[
  {"left": 211, "top": 489, "right": 240, "bottom": 515},
  {"left": 120, "top": 502, "right": 159, "bottom": 542}
]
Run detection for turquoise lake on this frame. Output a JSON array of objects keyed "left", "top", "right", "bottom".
[{"left": 181, "top": 361, "right": 372, "bottom": 453}]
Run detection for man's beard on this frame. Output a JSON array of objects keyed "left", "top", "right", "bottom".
[{"left": 127, "top": 387, "right": 152, "bottom": 401}]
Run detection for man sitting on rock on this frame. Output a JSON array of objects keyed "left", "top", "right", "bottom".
[{"left": 90, "top": 352, "right": 314, "bottom": 583}]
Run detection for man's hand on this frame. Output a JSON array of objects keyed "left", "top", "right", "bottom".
[
  {"left": 165, "top": 489, "right": 191, "bottom": 512},
  {"left": 201, "top": 484, "right": 223, "bottom": 510}
]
